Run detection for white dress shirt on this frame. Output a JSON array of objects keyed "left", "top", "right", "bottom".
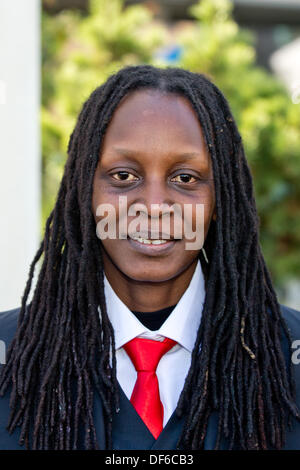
[{"left": 100, "top": 260, "right": 205, "bottom": 427}]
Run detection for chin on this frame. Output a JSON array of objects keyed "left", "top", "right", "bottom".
[
  {"left": 101, "top": 243, "right": 195, "bottom": 283},
  {"left": 126, "top": 272, "right": 172, "bottom": 283},
  {"left": 118, "top": 261, "right": 184, "bottom": 284}
]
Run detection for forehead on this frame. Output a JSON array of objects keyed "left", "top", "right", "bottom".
[{"left": 101, "top": 89, "right": 207, "bottom": 152}]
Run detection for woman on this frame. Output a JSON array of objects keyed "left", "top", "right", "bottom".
[{"left": 0, "top": 65, "right": 299, "bottom": 450}]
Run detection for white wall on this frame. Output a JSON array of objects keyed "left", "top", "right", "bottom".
[{"left": 0, "top": 0, "right": 41, "bottom": 311}]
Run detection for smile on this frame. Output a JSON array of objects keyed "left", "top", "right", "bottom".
[
  {"left": 127, "top": 236, "right": 177, "bottom": 254},
  {"left": 130, "top": 236, "right": 168, "bottom": 245}
]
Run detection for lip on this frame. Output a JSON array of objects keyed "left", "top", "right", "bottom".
[
  {"left": 127, "top": 237, "right": 178, "bottom": 255},
  {"left": 128, "top": 232, "right": 174, "bottom": 240}
]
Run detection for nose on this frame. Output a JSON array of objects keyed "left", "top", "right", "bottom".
[
  {"left": 134, "top": 177, "right": 174, "bottom": 216},
  {"left": 128, "top": 177, "right": 177, "bottom": 239}
]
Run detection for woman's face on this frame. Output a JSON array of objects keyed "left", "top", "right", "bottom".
[{"left": 92, "top": 89, "right": 215, "bottom": 283}]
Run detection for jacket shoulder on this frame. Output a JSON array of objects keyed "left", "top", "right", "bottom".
[
  {"left": 0, "top": 307, "right": 20, "bottom": 364},
  {"left": 278, "top": 304, "right": 300, "bottom": 449},
  {"left": 280, "top": 304, "right": 300, "bottom": 339}
]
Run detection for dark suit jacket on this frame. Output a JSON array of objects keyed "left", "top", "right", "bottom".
[{"left": 0, "top": 304, "right": 300, "bottom": 450}]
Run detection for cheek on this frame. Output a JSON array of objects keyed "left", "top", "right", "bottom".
[
  {"left": 191, "top": 187, "right": 215, "bottom": 229},
  {"left": 91, "top": 183, "right": 101, "bottom": 221},
  {"left": 92, "top": 184, "right": 118, "bottom": 225},
  {"left": 92, "top": 172, "right": 115, "bottom": 218}
]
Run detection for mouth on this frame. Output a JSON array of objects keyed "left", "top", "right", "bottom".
[
  {"left": 129, "top": 235, "right": 171, "bottom": 245},
  {"left": 128, "top": 232, "right": 176, "bottom": 243},
  {"left": 127, "top": 234, "right": 178, "bottom": 254}
]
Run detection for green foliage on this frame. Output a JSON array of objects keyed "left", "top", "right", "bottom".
[
  {"left": 41, "top": 0, "right": 166, "bottom": 226},
  {"left": 176, "top": 0, "right": 300, "bottom": 284},
  {"left": 42, "top": 0, "right": 300, "bottom": 286}
]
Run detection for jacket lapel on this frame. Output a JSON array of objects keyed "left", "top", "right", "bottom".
[{"left": 111, "top": 384, "right": 156, "bottom": 449}]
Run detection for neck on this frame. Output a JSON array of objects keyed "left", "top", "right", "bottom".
[{"left": 102, "top": 256, "right": 198, "bottom": 312}]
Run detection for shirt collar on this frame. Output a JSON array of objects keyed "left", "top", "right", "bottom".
[{"left": 102, "top": 260, "right": 205, "bottom": 353}]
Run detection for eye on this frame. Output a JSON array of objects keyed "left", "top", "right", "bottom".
[
  {"left": 111, "top": 171, "right": 139, "bottom": 182},
  {"left": 170, "top": 173, "right": 198, "bottom": 184}
]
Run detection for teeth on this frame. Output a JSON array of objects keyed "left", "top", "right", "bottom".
[{"left": 131, "top": 236, "right": 167, "bottom": 245}]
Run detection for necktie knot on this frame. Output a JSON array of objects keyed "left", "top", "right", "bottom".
[{"left": 123, "top": 337, "right": 176, "bottom": 372}]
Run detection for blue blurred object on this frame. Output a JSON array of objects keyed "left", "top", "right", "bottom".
[{"left": 155, "top": 44, "right": 183, "bottom": 63}]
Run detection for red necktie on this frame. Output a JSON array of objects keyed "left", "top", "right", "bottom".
[{"left": 123, "top": 337, "right": 176, "bottom": 439}]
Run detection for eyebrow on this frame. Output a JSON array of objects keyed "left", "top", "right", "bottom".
[{"left": 111, "top": 147, "right": 204, "bottom": 161}]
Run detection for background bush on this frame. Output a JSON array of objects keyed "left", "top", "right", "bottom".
[{"left": 42, "top": 0, "right": 300, "bottom": 289}]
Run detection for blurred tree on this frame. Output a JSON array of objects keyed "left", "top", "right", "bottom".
[
  {"left": 43, "top": 0, "right": 89, "bottom": 14},
  {"left": 42, "top": 0, "right": 167, "bottom": 224},
  {"left": 175, "top": 0, "right": 300, "bottom": 285},
  {"left": 42, "top": 0, "right": 300, "bottom": 286}
]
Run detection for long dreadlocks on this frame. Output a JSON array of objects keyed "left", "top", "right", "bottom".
[{"left": 1, "top": 65, "right": 299, "bottom": 450}]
